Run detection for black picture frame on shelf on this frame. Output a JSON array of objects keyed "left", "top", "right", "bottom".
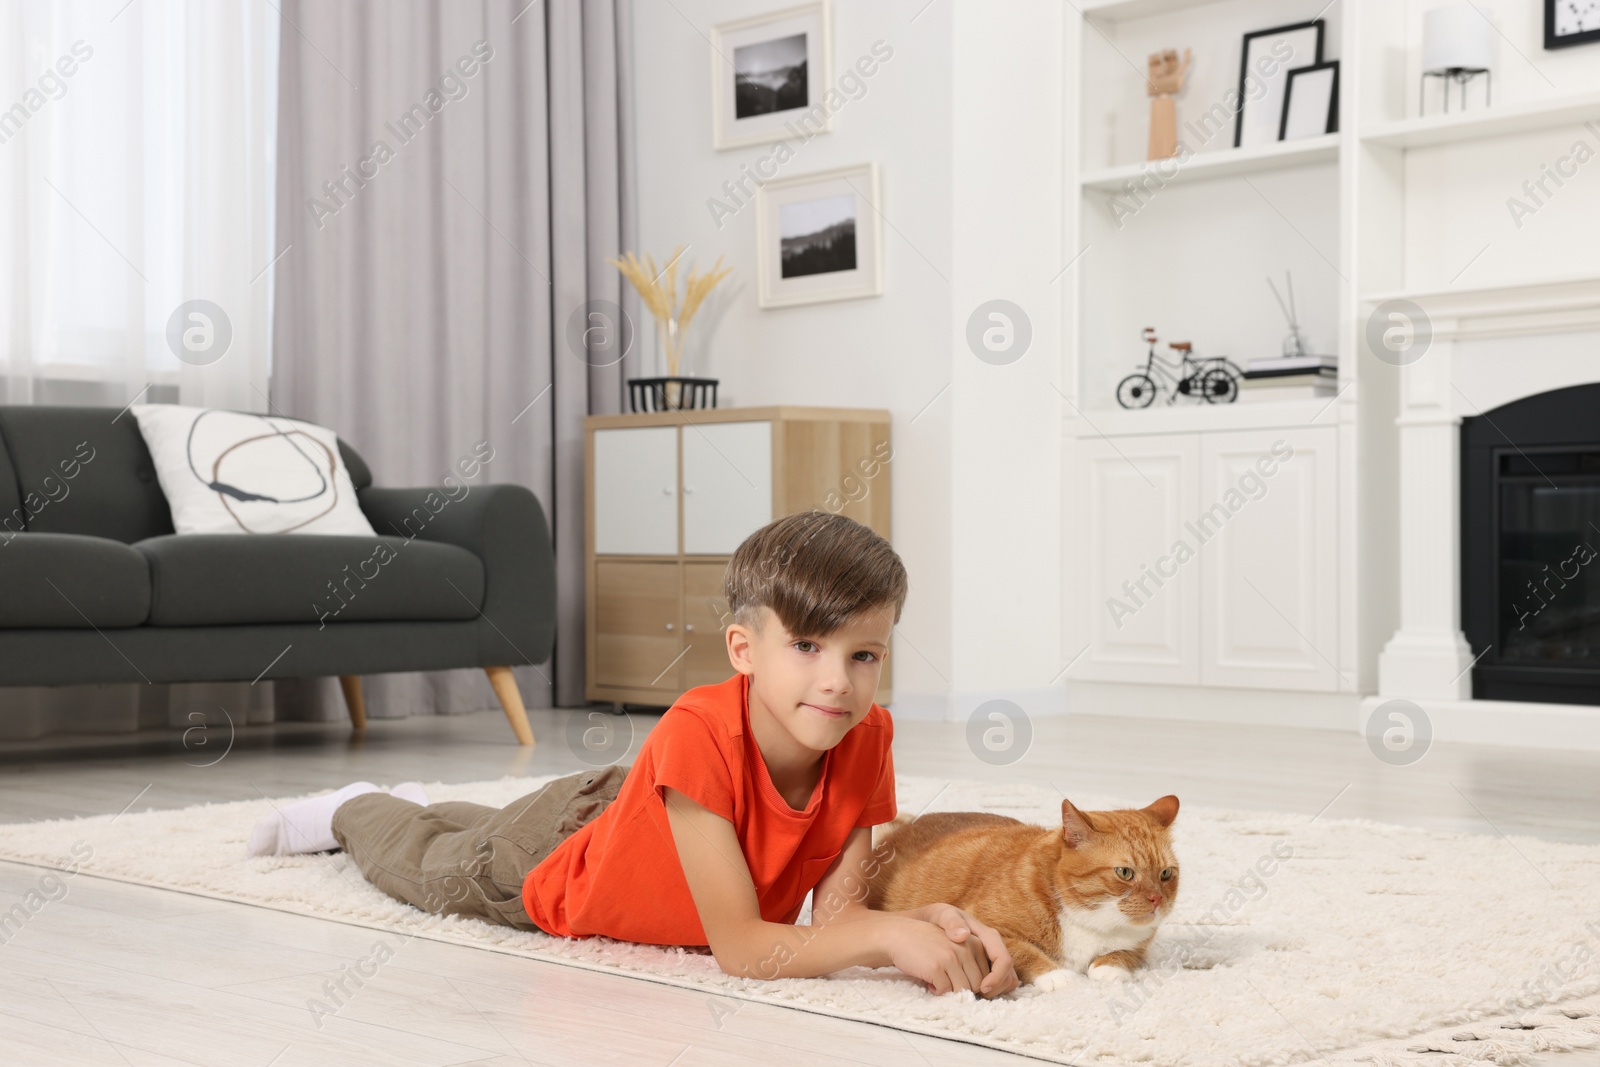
[
  {"left": 1234, "top": 20, "right": 1325, "bottom": 149},
  {"left": 1280, "top": 60, "right": 1340, "bottom": 140},
  {"left": 1545, "top": 0, "right": 1600, "bottom": 49}
]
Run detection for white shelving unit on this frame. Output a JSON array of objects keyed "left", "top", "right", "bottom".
[
  {"left": 1362, "top": 89, "right": 1600, "bottom": 149},
  {"left": 1078, "top": 133, "right": 1341, "bottom": 192},
  {"left": 1061, "top": 0, "right": 1600, "bottom": 722}
]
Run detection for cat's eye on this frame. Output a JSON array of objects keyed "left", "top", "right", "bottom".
[
  {"left": 1114, "top": 867, "right": 1134, "bottom": 881},
  {"left": 1159, "top": 868, "right": 1175, "bottom": 881}
]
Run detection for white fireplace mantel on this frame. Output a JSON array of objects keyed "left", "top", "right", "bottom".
[
  {"left": 1363, "top": 274, "right": 1600, "bottom": 751},
  {"left": 1367, "top": 274, "right": 1600, "bottom": 344}
]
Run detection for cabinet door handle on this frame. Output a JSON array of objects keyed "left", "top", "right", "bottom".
[
  {"left": 684, "top": 623, "right": 695, "bottom": 633},
  {"left": 661, "top": 486, "right": 672, "bottom": 495},
  {"left": 683, "top": 486, "right": 694, "bottom": 494},
  {"left": 664, "top": 623, "right": 675, "bottom": 631}
]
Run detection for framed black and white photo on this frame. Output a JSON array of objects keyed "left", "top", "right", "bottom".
[
  {"left": 710, "top": 2, "right": 832, "bottom": 151},
  {"left": 1280, "top": 61, "right": 1339, "bottom": 140},
  {"left": 1546, "top": 0, "right": 1600, "bottom": 49},
  {"left": 1234, "top": 20, "right": 1324, "bottom": 148},
  {"left": 756, "top": 163, "right": 883, "bottom": 308}
]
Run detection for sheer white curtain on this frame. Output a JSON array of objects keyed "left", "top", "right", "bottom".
[
  {"left": 0, "top": 1, "right": 280, "bottom": 739},
  {"left": 0, "top": 0, "right": 279, "bottom": 410}
]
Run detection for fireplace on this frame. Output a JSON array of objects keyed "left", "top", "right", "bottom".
[{"left": 1462, "top": 383, "right": 1600, "bottom": 706}]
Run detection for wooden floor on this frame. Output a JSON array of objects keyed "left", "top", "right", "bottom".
[{"left": 1, "top": 704, "right": 1597, "bottom": 1066}]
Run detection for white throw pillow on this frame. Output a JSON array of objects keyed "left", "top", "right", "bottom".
[{"left": 131, "top": 404, "right": 377, "bottom": 536}]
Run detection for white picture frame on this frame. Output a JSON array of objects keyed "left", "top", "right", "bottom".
[
  {"left": 709, "top": 2, "right": 832, "bottom": 151},
  {"left": 756, "top": 162, "right": 883, "bottom": 309}
]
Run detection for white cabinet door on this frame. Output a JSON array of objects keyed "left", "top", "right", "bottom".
[
  {"left": 682, "top": 421, "right": 773, "bottom": 554},
  {"left": 1199, "top": 427, "right": 1339, "bottom": 691},
  {"left": 1077, "top": 434, "right": 1201, "bottom": 685},
  {"left": 593, "top": 426, "right": 679, "bottom": 555}
]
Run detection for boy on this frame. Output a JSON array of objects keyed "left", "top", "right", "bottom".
[{"left": 246, "top": 511, "right": 1017, "bottom": 997}]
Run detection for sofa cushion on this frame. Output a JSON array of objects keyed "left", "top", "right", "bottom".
[
  {"left": 0, "top": 533, "right": 152, "bottom": 628},
  {"left": 0, "top": 423, "right": 20, "bottom": 536},
  {"left": 135, "top": 534, "right": 486, "bottom": 626},
  {"left": 0, "top": 406, "right": 174, "bottom": 543}
]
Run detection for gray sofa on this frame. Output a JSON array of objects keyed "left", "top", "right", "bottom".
[{"left": 0, "top": 406, "right": 555, "bottom": 744}]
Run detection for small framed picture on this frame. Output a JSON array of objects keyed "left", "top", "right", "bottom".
[
  {"left": 756, "top": 162, "right": 883, "bottom": 308},
  {"left": 1234, "top": 20, "right": 1324, "bottom": 149},
  {"left": 709, "top": 2, "right": 832, "bottom": 151},
  {"left": 1545, "top": 0, "right": 1600, "bottom": 49},
  {"left": 1279, "top": 61, "right": 1339, "bottom": 140}
]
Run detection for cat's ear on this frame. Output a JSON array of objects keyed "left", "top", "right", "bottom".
[
  {"left": 1060, "top": 799, "right": 1099, "bottom": 848},
  {"left": 1143, "top": 795, "right": 1180, "bottom": 828}
]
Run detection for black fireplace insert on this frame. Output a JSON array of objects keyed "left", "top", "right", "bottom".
[{"left": 1462, "top": 383, "right": 1600, "bottom": 705}]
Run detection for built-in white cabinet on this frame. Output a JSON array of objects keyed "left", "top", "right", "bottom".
[
  {"left": 1199, "top": 428, "right": 1339, "bottom": 691},
  {"left": 1076, "top": 425, "right": 1339, "bottom": 692},
  {"left": 1081, "top": 434, "right": 1203, "bottom": 685}
]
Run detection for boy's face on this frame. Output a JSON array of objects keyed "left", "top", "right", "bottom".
[{"left": 726, "top": 605, "right": 892, "bottom": 751}]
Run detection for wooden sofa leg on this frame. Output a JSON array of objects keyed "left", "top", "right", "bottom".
[
  {"left": 485, "top": 666, "right": 535, "bottom": 746},
  {"left": 339, "top": 675, "right": 367, "bottom": 730}
]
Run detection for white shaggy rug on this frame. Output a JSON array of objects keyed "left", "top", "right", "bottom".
[{"left": 1, "top": 773, "right": 1598, "bottom": 1067}]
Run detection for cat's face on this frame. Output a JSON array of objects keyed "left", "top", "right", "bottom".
[{"left": 1054, "top": 796, "right": 1180, "bottom": 926}]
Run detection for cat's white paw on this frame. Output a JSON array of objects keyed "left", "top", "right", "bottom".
[
  {"left": 1088, "top": 964, "right": 1132, "bottom": 983},
  {"left": 1031, "top": 968, "right": 1079, "bottom": 992}
]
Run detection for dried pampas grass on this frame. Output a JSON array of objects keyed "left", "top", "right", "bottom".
[{"left": 608, "top": 246, "right": 732, "bottom": 377}]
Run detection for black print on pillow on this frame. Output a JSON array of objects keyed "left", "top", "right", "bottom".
[{"left": 186, "top": 410, "right": 339, "bottom": 533}]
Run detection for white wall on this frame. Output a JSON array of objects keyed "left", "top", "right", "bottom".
[
  {"left": 630, "top": 0, "right": 1065, "bottom": 717},
  {"left": 948, "top": 0, "right": 1065, "bottom": 718}
]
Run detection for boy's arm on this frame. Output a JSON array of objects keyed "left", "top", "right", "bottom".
[
  {"left": 816, "top": 825, "right": 1019, "bottom": 998},
  {"left": 662, "top": 788, "right": 995, "bottom": 994}
]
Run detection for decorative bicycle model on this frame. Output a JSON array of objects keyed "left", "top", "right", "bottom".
[{"left": 1116, "top": 328, "right": 1243, "bottom": 408}]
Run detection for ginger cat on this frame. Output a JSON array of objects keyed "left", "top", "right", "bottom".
[{"left": 866, "top": 795, "right": 1180, "bottom": 991}]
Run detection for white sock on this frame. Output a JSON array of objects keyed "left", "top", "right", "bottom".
[
  {"left": 246, "top": 781, "right": 382, "bottom": 857},
  {"left": 389, "top": 782, "right": 429, "bottom": 806}
]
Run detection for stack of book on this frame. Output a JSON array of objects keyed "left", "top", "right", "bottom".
[{"left": 1239, "top": 356, "right": 1337, "bottom": 402}]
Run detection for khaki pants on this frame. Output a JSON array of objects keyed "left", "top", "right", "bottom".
[{"left": 330, "top": 764, "right": 630, "bottom": 933}]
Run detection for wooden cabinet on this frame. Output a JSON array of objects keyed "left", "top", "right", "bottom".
[
  {"left": 1075, "top": 426, "right": 1339, "bottom": 692},
  {"left": 682, "top": 561, "right": 736, "bottom": 690},
  {"left": 593, "top": 426, "right": 678, "bottom": 555},
  {"left": 585, "top": 406, "right": 893, "bottom": 706},
  {"left": 682, "top": 421, "right": 773, "bottom": 554},
  {"left": 593, "top": 560, "right": 682, "bottom": 693}
]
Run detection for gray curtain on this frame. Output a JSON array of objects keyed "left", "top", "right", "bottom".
[{"left": 271, "top": 0, "right": 637, "bottom": 719}]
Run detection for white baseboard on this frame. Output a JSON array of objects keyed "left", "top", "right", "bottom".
[
  {"left": 1358, "top": 695, "right": 1600, "bottom": 753},
  {"left": 882, "top": 687, "right": 1070, "bottom": 723},
  {"left": 1065, "top": 681, "right": 1356, "bottom": 731},
  {"left": 889, "top": 682, "right": 1600, "bottom": 752}
]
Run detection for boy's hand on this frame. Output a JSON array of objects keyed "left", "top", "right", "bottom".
[
  {"left": 881, "top": 915, "right": 991, "bottom": 996},
  {"left": 918, "top": 904, "right": 1019, "bottom": 998}
]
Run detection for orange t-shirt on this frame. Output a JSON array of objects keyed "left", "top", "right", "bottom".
[{"left": 521, "top": 673, "right": 896, "bottom": 945}]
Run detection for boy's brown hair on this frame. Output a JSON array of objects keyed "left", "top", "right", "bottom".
[{"left": 725, "top": 511, "right": 908, "bottom": 637}]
